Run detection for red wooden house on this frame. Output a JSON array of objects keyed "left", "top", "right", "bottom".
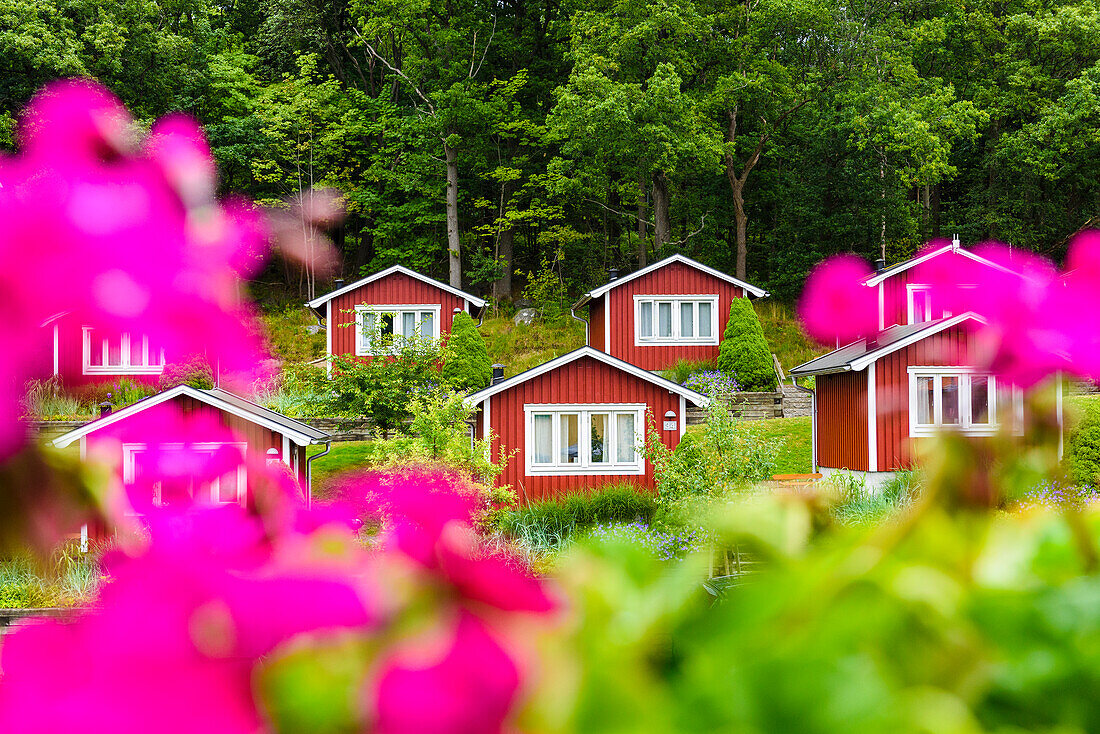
[
  {"left": 42, "top": 312, "right": 167, "bottom": 389},
  {"left": 52, "top": 384, "right": 330, "bottom": 512},
  {"left": 791, "top": 241, "right": 1062, "bottom": 485},
  {"left": 307, "top": 265, "right": 486, "bottom": 363},
  {"left": 572, "top": 254, "right": 769, "bottom": 371},
  {"left": 465, "top": 346, "right": 709, "bottom": 503}
]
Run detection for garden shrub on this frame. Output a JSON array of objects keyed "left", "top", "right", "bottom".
[
  {"left": 159, "top": 355, "right": 215, "bottom": 390},
  {"left": 1067, "top": 399, "right": 1100, "bottom": 488},
  {"left": 441, "top": 311, "right": 492, "bottom": 391},
  {"left": 716, "top": 299, "right": 777, "bottom": 391},
  {"left": 522, "top": 257, "right": 569, "bottom": 319},
  {"left": 659, "top": 359, "right": 717, "bottom": 385},
  {"left": 646, "top": 389, "right": 781, "bottom": 520},
  {"left": 21, "top": 377, "right": 91, "bottom": 420},
  {"left": 497, "top": 484, "right": 657, "bottom": 553}
]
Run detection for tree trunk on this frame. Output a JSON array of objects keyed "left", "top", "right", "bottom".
[
  {"left": 731, "top": 175, "right": 748, "bottom": 281},
  {"left": 652, "top": 171, "right": 671, "bottom": 250},
  {"left": 637, "top": 175, "right": 648, "bottom": 267},
  {"left": 493, "top": 178, "right": 516, "bottom": 300},
  {"left": 445, "top": 141, "right": 461, "bottom": 288}
]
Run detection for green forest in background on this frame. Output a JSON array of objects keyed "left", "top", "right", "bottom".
[{"left": 5, "top": 0, "right": 1099, "bottom": 303}]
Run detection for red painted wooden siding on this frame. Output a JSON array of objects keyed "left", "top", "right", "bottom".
[
  {"left": 592, "top": 261, "right": 747, "bottom": 370},
  {"left": 328, "top": 272, "right": 468, "bottom": 359},
  {"left": 480, "top": 355, "right": 686, "bottom": 503},
  {"left": 873, "top": 322, "right": 979, "bottom": 471},
  {"left": 588, "top": 297, "right": 605, "bottom": 352},
  {"left": 815, "top": 370, "right": 868, "bottom": 471},
  {"left": 51, "top": 316, "right": 162, "bottom": 390},
  {"left": 877, "top": 250, "right": 988, "bottom": 329}
]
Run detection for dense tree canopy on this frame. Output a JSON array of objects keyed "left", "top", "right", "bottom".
[{"left": 4, "top": 0, "right": 1099, "bottom": 301}]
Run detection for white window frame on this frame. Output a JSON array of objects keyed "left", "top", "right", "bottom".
[
  {"left": 633, "top": 295, "right": 720, "bottom": 346},
  {"left": 82, "top": 328, "right": 166, "bottom": 375},
  {"left": 906, "top": 285, "right": 933, "bottom": 325},
  {"left": 907, "top": 367, "right": 1022, "bottom": 436},
  {"left": 354, "top": 304, "right": 442, "bottom": 356},
  {"left": 121, "top": 442, "right": 248, "bottom": 508},
  {"left": 523, "top": 403, "right": 646, "bottom": 476}
]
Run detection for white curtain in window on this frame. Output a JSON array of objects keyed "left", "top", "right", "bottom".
[
  {"left": 640, "top": 302, "right": 653, "bottom": 337},
  {"left": 560, "top": 414, "right": 579, "bottom": 464},
  {"left": 420, "top": 312, "right": 434, "bottom": 338},
  {"left": 916, "top": 376, "right": 934, "bottom": 425},
  {"left": 658, "top": 302, "right": 672, "bottom": 337},
  {"left": 941, "top": 376, "right": 960, "bottom": 424},
  {"left": 680, "top": 303, "right": 694, "bottom": 338},
  {"left": 532, "top": 415, "right": 552, "bottom": 463},
  {"left": 590, "top": 413, "right": 609, "bottom": 463},
  {"left": 698, "top": 302, "right": 712, "bottom": 338},
  {"left": 616, "top": 413, "right": 635, "bottom": 463}
]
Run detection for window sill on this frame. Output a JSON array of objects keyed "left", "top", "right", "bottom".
[
  {"left": 526, "top": 464, "right": 645, "bottom": 476},
  {"left": 83, "top": 366, "right": 165, "bottom": 376},
  {"left": 634, "top": 338, "right": 719, "bottom": 347},
  {"left": 910, "top": 425, "right": 999, "bottom": 437}
]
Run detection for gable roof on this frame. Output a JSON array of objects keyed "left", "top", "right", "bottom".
[
  {"left": 306, "top": 265, "right": 486, "bottom": 309},
  {"left": 864, "top": 242, "right": 1020, "bottom": 287},
  {"left": 573, "top": 254, "right": 769, "bottom": 309},
  {"left": 788, "top": 313, "right": 988, "bottom": 377},
  {"left": 464, "top": 346, "right": 710, "bottom": 407},
  {"left": 51, "top": 385, "right": 329, "bottom": 448}
]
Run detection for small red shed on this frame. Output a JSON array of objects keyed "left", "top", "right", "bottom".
[
  {"left": 307, "top": 265, "right": 486, "bottom": 364},
  {"left": 51, "top": 384, "right": 330, "bottom": 515},
  {"left": 43, "top": 312, "right": 167, "bottom": 390},
  {"left": 572, "top": 254, "right": 769, "bottom": 371},
  {"left": 465, "top": 346, "right": 709, "bottom": 503}
]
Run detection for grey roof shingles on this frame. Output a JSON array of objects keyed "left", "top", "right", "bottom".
[{"left": 789, "top": 320, "right": 944, "bottom": 376}]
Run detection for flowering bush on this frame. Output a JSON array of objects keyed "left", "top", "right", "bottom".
[
  {"left": 584, "top": 521, "right": 712, "bottom": 562},
  {"left": 683, "top": 370, "right": 740, "bottom": 395}
]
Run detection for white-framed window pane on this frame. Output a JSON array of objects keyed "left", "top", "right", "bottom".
[
  {"left": 216, "top": 470, "right": 242, "bottom": 504},
  {"left": 914, "top": 291, "right": 932, "bottom": 323},
  {"left": 361, "top": 313, "right": 376, "bottom": 345},
  {"left": 640, "top": 302, "right": 653, "bottom": 338},
  {"left": 129, "top": 335, "right": 143, "bottom": 366},
  {"left": 420, "top": 312, "right": 434, "bottom": 338},
  {"left": 657, "top": 302, "right": 672, "bottom": 337},
  {"left": 532, "top": 415, "right": 552, "bottom": 464},
  {"left": 590, "top": 413, "right": 609, "bottom": 464},
  {"left": 401, "top": 312, "right": 416, "bottom": 338},
  {"left": 107, "top": 338, "right": 123, "bottom": 367},
  {"left": 680, "top": 303, "right": 694, "bottom": 338},
  {"left": 560, "top": 414, "right": 580, "bottom": 464},
  {"left": 380, "top": 313, "right": 395, "bottom": 337},
  {"left": 971, "top": 376, "right": 990, "bottom": 425},
  {"left": 698, "top": 302, "right": 712, "bottom": 338},
  {"left": 88, "top": 331, "right": 105, "bottom": 366},
  {"left": 916, "top": 376, "right": 934, "bottom": 425},
  {"left": 941, "top": 376, "right": 960, "bottom": 424},
  {"left": 616, "top": 413, "right": 636, "bottom": 463}
]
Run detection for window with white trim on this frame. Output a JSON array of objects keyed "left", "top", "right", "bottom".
[
  {"left": 355, "top": 305, "right": 440, "bottom": 356},
  {"left": 907, "top": 286, "right": 933, "bottom": 324},
  {"left": 634, "top": 296, "right": 719, "bottom": 345},
  {"left": 82, "top": 328, "right": 166, "bottom": 375},
  {"left": 122, "top": 443, "right": 248, "bottom": 509},
  {"left": 908, "top": 368, "right": 1022, "bottom": 435},
  {"left": 524, "top": 404, "right": 646, "bottom": 475}
]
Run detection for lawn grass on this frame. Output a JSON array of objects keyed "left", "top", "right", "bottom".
[
  {"left": 307, "top": 441, "right": 375, "bottom": 499},
  {"left": 683, "top": 415, "right": 812, "bottom": 476},
  {"left": 479, "top": 314, "right": 586, "bottom": 376},
  {"left": 261, "top": 305, "right": 325, "bottom": 365},
  {"left": 754, "top": 301, "right": 829, "bottom": 377}
]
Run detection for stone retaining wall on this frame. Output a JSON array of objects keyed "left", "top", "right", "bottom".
[{"left": 685, "top": 386, "right": 813, "bottom": 424}]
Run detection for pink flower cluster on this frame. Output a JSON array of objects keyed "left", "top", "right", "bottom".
[
  {"left": 798, "top": 234, "right": 1100, "bottom": 388},
  {"left": 0, "top": 81, "right": 273, "bottom": 458},
  {"left": 0, "top": 470, "right": 556, "bottom": 734}
]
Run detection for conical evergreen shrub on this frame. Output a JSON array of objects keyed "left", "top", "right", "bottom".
[
  {"left": 716, "top": 299, "right": 777, "bottom": 391},
  {"left": 441, "top": 311, "right": 492, "bottom": 391}
]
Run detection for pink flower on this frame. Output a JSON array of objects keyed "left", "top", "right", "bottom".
[
  {"left": 371, "top": 611, "right": 520, "bottom": 734},
  {"left": 0, "top": 504, "right": 376, "bottom": 733},
  {"left": 798, "top": 255, "right": 878, "bottom": 345}
]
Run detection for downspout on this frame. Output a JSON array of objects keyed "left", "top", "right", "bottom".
[
  {"left": 305, "top": 441, "right": 331, "bottom": 509},
  {"left": 792, "top": 376, "right": 816, "bottom": 470},
  {"left": 570, "top": 306, "right": 589, "bottom": 344}
]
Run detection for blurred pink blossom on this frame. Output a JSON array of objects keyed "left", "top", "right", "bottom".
[
  {"left": 372, "top": 611, "right": 521, "bottom": 734},
  {"left": 798, "top": 255, "right": 878, "bottom": 345},
  {"left": 0, "top": 504, "right": 375, "bottom": 733}
]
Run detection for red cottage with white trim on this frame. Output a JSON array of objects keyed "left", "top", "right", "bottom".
[
  {"left": 52, "top": 385, "right": 330, "bottom": 522},
  {"left": 573, "top": 254, "right": 770, "bottom": 371},
  {"left": 307, "top": 265, "right": 486, "bottom": 363},
  {"left": 43, "top": 312, "right": 168, "bottom": 390},
  {"left": 791, "top": 241, "right": 1062, "bottom": 485},
  {"left": 465, "top": 346, "right": 709, "bottom": 504}
]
